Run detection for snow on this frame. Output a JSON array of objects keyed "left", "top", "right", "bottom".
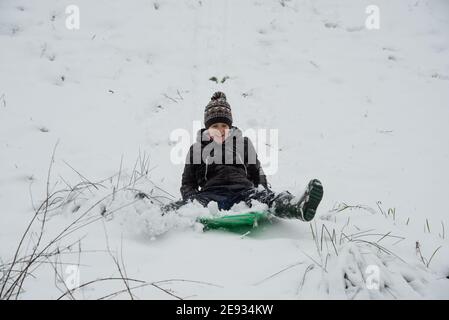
[{"left": 1, "top": 0, "right": 449, "bottom": 299}]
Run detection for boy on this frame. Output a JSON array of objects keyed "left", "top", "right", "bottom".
[{"left": 163, "top": 91, "right": 323, "bottom": 221}]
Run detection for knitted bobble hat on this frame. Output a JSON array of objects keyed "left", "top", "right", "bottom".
[{"left": 204, "top": 91, "right": 233, "bottom": 129}]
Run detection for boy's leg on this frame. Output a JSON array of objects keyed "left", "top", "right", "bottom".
[
  {"left": 244, "top": 180, "right": 324, "bottom": 222},
  {"left": 274, "top": 180, "right": 323, "bottom": 221},
  {"left": 160, "top": 180, "right": 323, "bottom": 221},
  {"left": 135, "top": 192, "right": 190, "bottom": 214},
  {"left": 161, "top": 187, "right": 271, "bottom": 213},
  {"left": 160, "top": 199, "right": 189, "bottom": 214},
  {"left": 240, "top": 189, "right": 302, "bottom": 219},
  {"left": 160, "top": 189, "right": 232, "bottom": 214}
]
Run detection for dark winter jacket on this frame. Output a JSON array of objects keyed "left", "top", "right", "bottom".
[{"left": 180, "top": 127, "right": 269, "bottom": 200}]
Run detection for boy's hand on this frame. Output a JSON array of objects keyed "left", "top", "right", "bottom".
[{"left": 208, "top": 127, "right": 230, "bottom": 144}]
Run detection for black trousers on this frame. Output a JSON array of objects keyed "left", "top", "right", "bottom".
[{"left": 161, "top": 186, "right": 304, "bottom": 220}]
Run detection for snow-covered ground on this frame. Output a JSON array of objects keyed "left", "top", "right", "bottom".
[{"left": 1, "top": 0, "right": 449, "bottom": 299}]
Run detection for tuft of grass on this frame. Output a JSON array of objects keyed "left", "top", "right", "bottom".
[
  {"left": 0, "top": 149, "right": 180, "bottom": 299},
  {"left": 0, "top": 93, "right": 6, "bottom": 108},
  {"left": 425, "top": 219, "right": 431, "bottom": 233},
  {"left": 415, "top": 241, "right": 443, "bottom": 268}
]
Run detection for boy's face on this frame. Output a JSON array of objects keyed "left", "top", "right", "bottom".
[{"left": 208, "top": 122, "right": 230, "bottom": 144}]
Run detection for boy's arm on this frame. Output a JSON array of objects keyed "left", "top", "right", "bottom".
[
  {"left": 245, "top": 138, "right": 269, "bottom": 190},
  {"left": 248, "top": 157, "right": 269, "bottom": 189},
  {"left": 180, "top": 145, "right": 199, "bottom": 200},
  {"left": 256, "top": 163, "right": 269, "bottom": 189},
  {"left": 180, "top": 164, "right": 199, "bottom": 200}
]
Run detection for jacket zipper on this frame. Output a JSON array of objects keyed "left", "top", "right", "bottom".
[
  {"left": 204, "top": 156, "right": 209, "bottom": 181},
  {"left": 203, "top": 135, "right": 248, "bottom": 181}
]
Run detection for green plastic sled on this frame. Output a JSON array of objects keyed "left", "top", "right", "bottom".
[{"left": 197, "top": 211, "right": 272, "bottom": 233}]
